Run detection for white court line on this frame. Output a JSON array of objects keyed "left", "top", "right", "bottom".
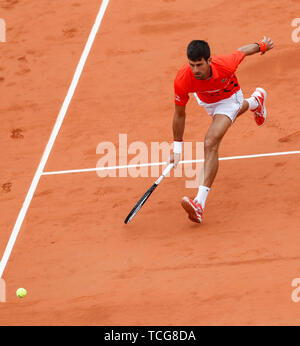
[
  {"left": 41, "top": 150, "right": 300, "bottom": 175},
  {"left": 0, "top": 0, "right": 110, "bottom": 279}
]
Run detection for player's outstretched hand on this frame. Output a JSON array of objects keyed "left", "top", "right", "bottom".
[
  {"left": 261, "top": 36, "right": 274, "bottom": 54},
  {"left": 168, "top": 152, "right": 181, "bottom": 168}
]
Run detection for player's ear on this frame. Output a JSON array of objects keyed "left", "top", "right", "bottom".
[{"left": 207, "top": 57, "right": 212, "bottom": 65}]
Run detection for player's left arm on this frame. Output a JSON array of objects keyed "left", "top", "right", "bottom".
[{"left": 238, "top": 36, "right": 274, "bottom": 56}]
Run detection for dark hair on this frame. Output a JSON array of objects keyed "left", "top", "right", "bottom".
[{"left": 187, "top": 40, "right": 210, "bottom": 61}]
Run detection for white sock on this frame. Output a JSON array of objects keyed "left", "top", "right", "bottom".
[
  {"left": 245, "top": 96, "right": 258, "bottom": 111},
  {"left": 194, "top": 186, "right": 210, "bottom": 209}
]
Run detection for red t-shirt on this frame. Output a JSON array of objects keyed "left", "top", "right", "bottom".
[{"left": 174, "top": 50, "right": 246, "bottom": 105}]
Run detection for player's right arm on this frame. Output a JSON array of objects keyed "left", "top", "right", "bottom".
[{"left": 169, "top": 104, "right": 186, "bottom": 168}]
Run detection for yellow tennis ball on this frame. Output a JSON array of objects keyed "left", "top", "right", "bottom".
[{"left": 16, "top": 288, "right": 27, "bottom": 298}]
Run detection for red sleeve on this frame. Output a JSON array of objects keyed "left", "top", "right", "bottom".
[
  {"left": 214, "top": 50, "right": 246, "bottom": 74},
  {"left": 174, "top": 77, "right": 189, "bottom": 106}
]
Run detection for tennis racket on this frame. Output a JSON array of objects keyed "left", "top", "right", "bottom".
[{"left": 124, "top": 163, "right": 174, "bottom": 224}]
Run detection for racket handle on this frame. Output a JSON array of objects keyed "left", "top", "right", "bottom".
[{"left": 155, "top": 163, "right": 174, "bottom": 185}]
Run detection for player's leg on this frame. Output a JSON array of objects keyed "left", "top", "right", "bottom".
[
  {"left": 181, "top": 114, "right": 232, "bottom": 223},
  {"left": 236, "top": 99, "right": 249, "bottom": 117},
  {"left": 184, "top": 90, "right": 243, "bottom": 223},
  {"left": 202, "top": 114, "right": 232, "bottom": 187}
]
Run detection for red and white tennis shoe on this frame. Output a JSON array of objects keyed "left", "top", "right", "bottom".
[
  {"left": 251, "top": 87, "right": 267, "bottom": 126},
  {"left": 181, "top": 197, "right": 204, "bottom": 224}
]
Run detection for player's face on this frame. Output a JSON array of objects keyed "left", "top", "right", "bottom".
[{"left": 188, "top": 57, "right": 211, "bottom": 80}]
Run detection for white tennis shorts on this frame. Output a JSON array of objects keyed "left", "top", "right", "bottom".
[{"left": 194, "top": 89, "right": 244, "bottom": 123}]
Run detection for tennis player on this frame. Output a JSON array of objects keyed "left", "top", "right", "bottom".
[{"left": 169, "top": 37, "right": 274, "bottom": 223}]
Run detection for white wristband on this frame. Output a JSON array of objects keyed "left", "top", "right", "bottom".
[{"left": 173, "top": 141, "right": 183, "bottom": 154}]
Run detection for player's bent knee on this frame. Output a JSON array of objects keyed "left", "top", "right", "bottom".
[{"left": 204, "top": 136, "right": 219, "bottom": 152}]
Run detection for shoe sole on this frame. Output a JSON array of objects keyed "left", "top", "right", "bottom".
[
  {"left": 255, "top": 87, "right": 267, "bottom": 126},
  {"left": 181, "top": 197, "right": 202, "bottom": 224}
]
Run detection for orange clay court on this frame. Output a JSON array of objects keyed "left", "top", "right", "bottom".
[{"left": 0, "top": 0, "right": 300, "bottom": 326}]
